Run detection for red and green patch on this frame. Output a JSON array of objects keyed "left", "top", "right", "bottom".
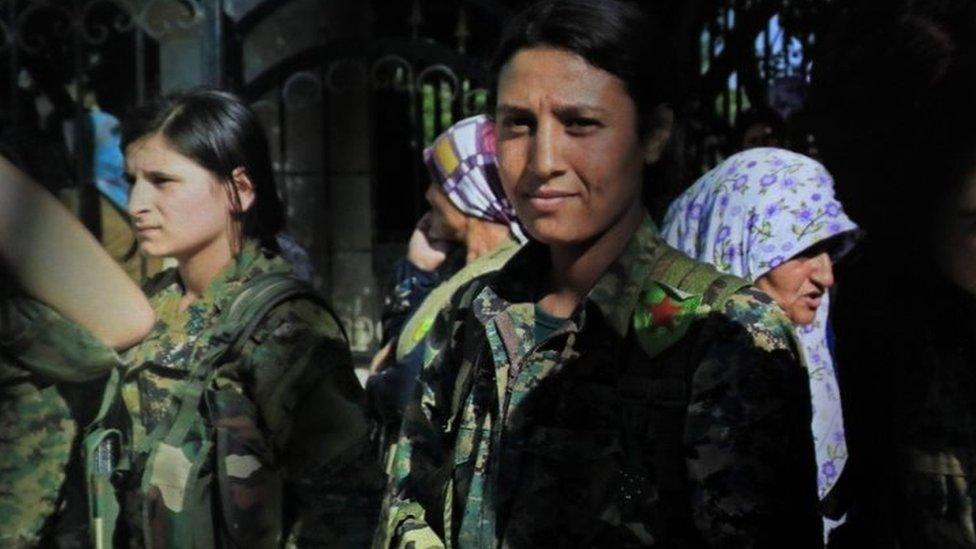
[{"left": 633, "top": 282, "right": 702, "bottom": 358}]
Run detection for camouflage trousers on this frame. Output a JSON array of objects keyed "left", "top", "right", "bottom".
[{"left": 0, "top": 385, "right": 75, "bottom": 547}]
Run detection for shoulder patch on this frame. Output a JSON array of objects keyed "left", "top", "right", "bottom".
[{"left": 633, "top": 281, "right": 703, "bottom": 358}]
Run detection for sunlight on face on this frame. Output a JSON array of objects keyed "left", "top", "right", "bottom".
[
  {"left": 125, "top": 133, "right": 235, "bottom": 262},
  {"left": 494, "top": 47, "right": 647, "bottom": 246}
]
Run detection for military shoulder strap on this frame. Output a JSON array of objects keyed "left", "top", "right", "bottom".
[
  {"left": 632, "top": 247, "right": 750, "bottom": 360},
  {"left": 656, "top": 246, "right": 749, "bottom": 308},
  {"left": 213, "top": 271, "right": 345, "bottom": 357}
]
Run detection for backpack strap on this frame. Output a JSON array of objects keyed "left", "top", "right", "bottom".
[
  {"left": 86, "top": 368, "right": 125, "bottom": 549},
  {"left": 161, "top": 271, "right": 332, "bottom": 448},
  {"left": 445, "top": 278, "right": 493, "bottom": 433},
  {"left": 216, "top": 271, "right": 344, "bottom": 355}
]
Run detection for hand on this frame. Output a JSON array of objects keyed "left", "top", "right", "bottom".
[
  {"left": 407, "top": 213, "right": 455, "bottom": 272},
  {"left": 464, "top": 218, "right": 511, "bottom": 264},
  {"left": 369, "top": 341, "right": 394, "bottom": 374}
]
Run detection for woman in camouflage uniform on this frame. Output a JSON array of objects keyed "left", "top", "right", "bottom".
[
  {"left": 105, "top": 89, "right": 382, "bottom": 547},
  {"left": 377, "top": 1, "right": 821, "bottom": 547},
  {"left": 0, "top": 158, "right": 154, "bottom": 547}
]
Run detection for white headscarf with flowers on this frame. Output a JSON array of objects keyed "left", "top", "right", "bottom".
[{"left": 661, "top": 147, "right": 859, "bottom": 509}]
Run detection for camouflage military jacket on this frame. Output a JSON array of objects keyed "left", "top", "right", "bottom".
[
  {"left": 120, "top": 243, "right": 383, "bottom": 547},
  {"left": 377, "top": 215, "right": 821, "bottom": 548},
  {"left": 0, "top": 294, "right": 120, "bottom": 547}
]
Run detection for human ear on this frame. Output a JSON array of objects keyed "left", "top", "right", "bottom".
[
  {"left": 230, "top": 167, "right": 256, "bottom": 212},
  {"left": 642, "top": 104, "right": 674, "bottom": 164}
]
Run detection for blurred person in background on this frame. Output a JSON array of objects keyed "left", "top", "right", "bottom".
[
  {"left": 813, "top": 0, "right": 976, "bottom": 546},
  {"left": 367, "top": 114, "right": 525, "bottom": 438}
]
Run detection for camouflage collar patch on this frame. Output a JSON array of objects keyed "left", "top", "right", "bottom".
[
  {"left": 471, "top": 285, "right": 513, "bottom": 327},
  {"left": 632, "top": 281, "right": 703, "bottom": 359},
  {"left": 587, "top": 214, "right": 669, "bottom": 337},
  {"left": 485, "top": 213, "right": 670, "bottom": 338},
  {"left": 148, "top": 241, "right": 290, "bottom": 319}
]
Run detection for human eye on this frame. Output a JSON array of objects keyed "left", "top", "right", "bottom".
[
  {"left": 499, "top": 114, "right": 533, "bottom": 134},
  {"left": 564, "top": 117, "right": 602, "bottom": 135},
  {"left": 149, "top": 174, "right": 175, "bottom": 187}
]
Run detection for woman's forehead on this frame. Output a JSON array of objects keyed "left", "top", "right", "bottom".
[
  {"left": 496, "top": 47, "right": 627, "bottom": 106},
  {"left": 124, "top": 133, "right": 202, "bottom": 175}
]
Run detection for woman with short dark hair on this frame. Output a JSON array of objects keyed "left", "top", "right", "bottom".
[
  {"left": 375, "top": 1, "right": 821, "bottom": 546},
  {"left": 84, "top": 88, "right": 383, "bottom": 547}
]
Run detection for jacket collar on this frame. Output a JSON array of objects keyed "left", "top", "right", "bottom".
[
  {"left": 150, "top": 240, "right": 288, "bottom": 319},
  {"left": 483, "top": 212, "right": 668, "bottom": 337}
]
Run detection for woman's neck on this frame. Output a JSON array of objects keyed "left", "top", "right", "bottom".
[
  {"left": 539, "top": 203, "right": 644, "bottom": 318},
  {"left": 177, "top": 237, "right": 235, "bottom": 311}
]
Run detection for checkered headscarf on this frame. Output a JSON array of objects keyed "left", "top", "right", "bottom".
[{"left": 424, "top": 115, "right": 526, "bottom": 243}]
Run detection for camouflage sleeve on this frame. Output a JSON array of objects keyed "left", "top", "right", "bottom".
[
  {"left": 684, "top": 287, "right": 821, "bottom": 547},
  {"left": 216, "top": 298, "right": 384, "bottom": 548},
  {"left": 0, "top": 295, "right": 121, "bottom": 383},
  {"left": 374, "top": 279, "right": 476, "bottom": 549}
]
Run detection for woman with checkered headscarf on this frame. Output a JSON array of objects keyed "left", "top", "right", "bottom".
[{"left": 368, "top": 115, "right": 526, "bottom": 437}]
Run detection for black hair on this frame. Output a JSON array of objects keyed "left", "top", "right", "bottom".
[
  {"left": 488, "top": 0, "right": 676, "bottom": 138},
  {"left": 812, "top": 0, "right": 976, "bottom": 254},
  {"left": 121, "top": 88, "right": 284, "bottom": 252}
]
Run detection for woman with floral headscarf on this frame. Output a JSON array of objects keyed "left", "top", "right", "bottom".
[{"left": 662, "top": 146, "right": 859, "bottom": 539}]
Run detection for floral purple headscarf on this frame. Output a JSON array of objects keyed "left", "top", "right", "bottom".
[
  {"left": 424, "top": 115, "right": 526, "bottom": 243},
  {"left": 661, "top": 147, "right": 859, "bottom": 524}
]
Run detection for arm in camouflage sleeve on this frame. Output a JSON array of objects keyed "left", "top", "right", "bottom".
[
  {"left": 374, "top": 288, "right": 469, "bottom": 549},
  {"left": 214, "top": 299, "right": 382, "bottom": 547},
  {"left": 684, "top": 289, "right": 822, "bottom": 548},
  {"left": 0, "top": 296, "right": 121, "bottom": 382},
  {"left": 0, "top": 157, "right": 153, "bottom": 350}
]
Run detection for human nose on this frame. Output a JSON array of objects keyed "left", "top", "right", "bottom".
[
  {"left": 811, "top": 252, "right": 835, "bottom": 289},
  {"left": 528, "top": 117, "right": 563, "bottom": 180},
  {"left": 127, "top": 178, "right": 152, "bottom": 220}
]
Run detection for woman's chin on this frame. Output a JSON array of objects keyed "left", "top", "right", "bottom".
[
  {"left": 789, "top": 309, "right": 817, "bottom": 326},
  {"left": 524, "top": 226, "right": 591, "bottom": 248},
  {"left": 137, "top": 243, "right": 172, "bottom": 260}
]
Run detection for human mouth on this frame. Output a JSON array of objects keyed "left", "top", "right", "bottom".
[
  {"left": 134, "top": 225, "right": 161, "bottom": 237},
  {"left": 524, "top": 188, "right": 578, "bottom": 212}
]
